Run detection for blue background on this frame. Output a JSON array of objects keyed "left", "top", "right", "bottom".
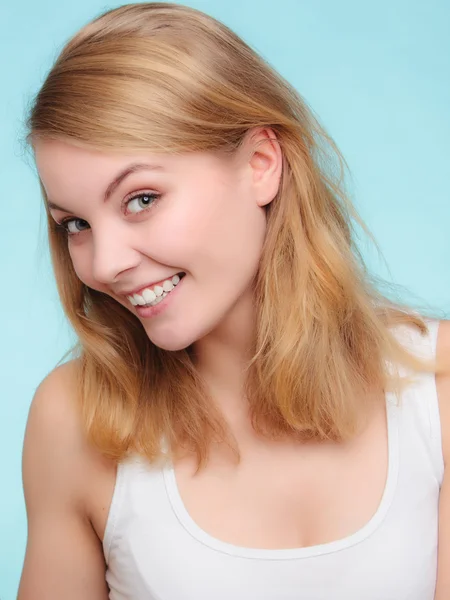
[{"left": 1, "top": 0, "right": 449, "bottom": 597}]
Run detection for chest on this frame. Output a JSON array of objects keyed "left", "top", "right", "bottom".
[
  {"left": 89, "top": 391, "right": 442, "bottom": 600},
  {"left": 171, "top": 407, "right": 388, "bottom": 550},
  {"left": 91, "top": 403, "right": 390, "bottom": 550}
]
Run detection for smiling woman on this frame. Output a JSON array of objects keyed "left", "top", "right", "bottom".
[{"left": 18, "top": 2, "right": 450, "bottom": 600}]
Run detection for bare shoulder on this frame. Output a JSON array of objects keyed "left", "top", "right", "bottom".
[
  {"left": 436, "top": 320, "right": 450, "bottom": 464},
  {"left": 26, "top": 359, "right": 84, "bottom": 445},
  {"left": 434, "top": 320, "right": 450, "bottom": 597},
  {"left": 24, "top": 359, "right": 95, "bottom": 501},
  {"left": 23, "top": 358, "right": 116, "bottom": 517},
  {"left": 19, "top": 359, "right": 111, "bottom": 599}
]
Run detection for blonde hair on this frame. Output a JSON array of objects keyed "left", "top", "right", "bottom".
[{"left": 26, "top": 2, "right": 446, "bottom": 468}]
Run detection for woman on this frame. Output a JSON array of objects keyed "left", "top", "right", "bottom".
[{"left": 19, "top": 2, "right": 450, "bottom": 599}]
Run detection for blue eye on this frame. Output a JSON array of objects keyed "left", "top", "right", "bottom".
[
  {"left": 57, "top": 217, "right": 89, "bottom": 235},
  {"left": 125, "top": 192, "right": 160, "bottom": 214}
]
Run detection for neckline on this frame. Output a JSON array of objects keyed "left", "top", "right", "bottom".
[{"left": 163, "top": 390, "right": 399, "bottom": 560}]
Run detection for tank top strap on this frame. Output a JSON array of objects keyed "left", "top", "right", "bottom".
[{"left": 391, "top": 317, "right": 444, "bottom": 486}]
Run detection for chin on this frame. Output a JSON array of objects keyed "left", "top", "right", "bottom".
[
  {"left": 142, "top": 311, "right": 224, "bottom": 353},
  {"left": 144, "top": 328, "right": 197, "bottom": 353},
  {"left": 152, "top": 339, "right": 191, "bottom": 352}
]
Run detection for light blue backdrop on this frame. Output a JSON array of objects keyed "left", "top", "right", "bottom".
[{"left": 1, "top": 0, "right": 449, "bottom": 597}]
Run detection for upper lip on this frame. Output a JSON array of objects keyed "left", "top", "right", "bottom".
[{"left": 117, "top": 273, "right": 183, "bottom": 297}]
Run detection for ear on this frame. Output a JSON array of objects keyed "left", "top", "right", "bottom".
[{"left": 246, "top": 127, "right": 283, "bottom": 207}]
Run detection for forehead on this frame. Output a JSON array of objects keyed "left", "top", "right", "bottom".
[
  {"left": 34, "top": 138, "right": 166, "bottom": 183},
  {"left": 33, "top": 138, "right": 237, "bottom": 195},
  {"left": 33, "top": 140, "right": 172, "bottom": 208},
  {"left": 33, "top": 141, "right": 248, "bottom": 217}
]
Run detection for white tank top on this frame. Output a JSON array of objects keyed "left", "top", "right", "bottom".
[{"left": 103, "top": 318, "right": 444, "bottom": 599}]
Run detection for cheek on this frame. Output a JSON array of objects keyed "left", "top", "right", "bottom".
[
  {"left": 210, "top": 199, "right": 267, "bottom": 289},
  {"left": 68, "top": 242, "right": 102, "bottom": 292},
  {"left": 173, "top": 184, "right": 267, "bottom": 280}
]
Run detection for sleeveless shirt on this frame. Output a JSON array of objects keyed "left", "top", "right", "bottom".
[{"left": 103, "top": 318, "right": 444, "bottom": 599}]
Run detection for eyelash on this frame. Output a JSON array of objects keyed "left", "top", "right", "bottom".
[{"left": 55, "top": 191, "right": 161, "bottom": 236}]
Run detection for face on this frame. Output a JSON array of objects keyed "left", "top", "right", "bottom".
[{"left": 34, "top": 129, "right": 282, "bottom": 351}]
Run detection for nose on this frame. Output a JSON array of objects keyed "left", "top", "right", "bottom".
[{"left": 91, "top": 227, "right": 140, "bottom": 284}]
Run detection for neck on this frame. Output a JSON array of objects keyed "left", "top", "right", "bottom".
[{"left": 192, "top": 291, "right": 255, "bottom": 409}]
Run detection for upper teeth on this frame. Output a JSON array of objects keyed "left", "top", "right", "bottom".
[{"left": 127, "top": 274, "right": 181, "bottom": 306}]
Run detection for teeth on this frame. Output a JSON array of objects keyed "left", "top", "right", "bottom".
[
  {"left": 147, "top": 292, "right": 167, "bottom": 307},
  {"left": 126, "top": 273, "right": 184, "bottom": 306},
  {"left": 142, "top": 288, "right": 156, "bottom": 303}
]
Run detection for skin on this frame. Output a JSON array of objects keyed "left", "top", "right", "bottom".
[{"left": 19, "top": 127, "right": 450, "bottom": 599}]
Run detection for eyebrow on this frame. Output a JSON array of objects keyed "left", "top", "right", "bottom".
[{"left": 46, "top": 162, "right": 164, "bottom": 212}]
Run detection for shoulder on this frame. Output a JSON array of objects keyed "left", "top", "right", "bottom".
[
  {"left": 434, "top": 321, "right": 450, "bottom": 596},
  {"left": 27, "top": 359, "right": 82, "bottom": 444},
  {"left": 19, "top": 359, "right": 111, "bottom": 599},
  {"left": 435, "top": 320, "right": 450, "bottom": 466},
  {"left": 25, "top": 359, "right": 85, "bottom": 470},
  {"left": 23, "top": 359, "right": 106, "bottom": 514}
]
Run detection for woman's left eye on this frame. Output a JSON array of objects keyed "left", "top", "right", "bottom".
[{"left": 125, "top": 192, "right": 160, "bottom": 214}]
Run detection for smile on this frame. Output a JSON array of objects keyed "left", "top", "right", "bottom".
[{"left": 127, "top": 273, "right": 185, "bottom": 308}]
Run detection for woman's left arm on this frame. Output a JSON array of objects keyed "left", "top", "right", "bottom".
[{"left": 434, "top": 319, "right": 450, "bottom": 600}]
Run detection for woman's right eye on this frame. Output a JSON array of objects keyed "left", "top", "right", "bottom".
[{"left": 57, "top": 217, "right": 90, "bottom": 235}]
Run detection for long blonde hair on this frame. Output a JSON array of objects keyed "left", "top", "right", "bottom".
[{"left": 26, "top": 2, "right": 446, "bottom": 468}]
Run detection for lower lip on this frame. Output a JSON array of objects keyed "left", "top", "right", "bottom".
[{"left": 134, "top": 276, "right": 185, "bottom": 319}]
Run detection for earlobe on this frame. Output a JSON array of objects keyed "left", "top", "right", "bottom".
[{"left": 248, "top": 127, "right": 283, "bottom": 208}]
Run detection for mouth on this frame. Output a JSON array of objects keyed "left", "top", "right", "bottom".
[{"left": 126, "top": 272, "right": 186, "bottom": 309}]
